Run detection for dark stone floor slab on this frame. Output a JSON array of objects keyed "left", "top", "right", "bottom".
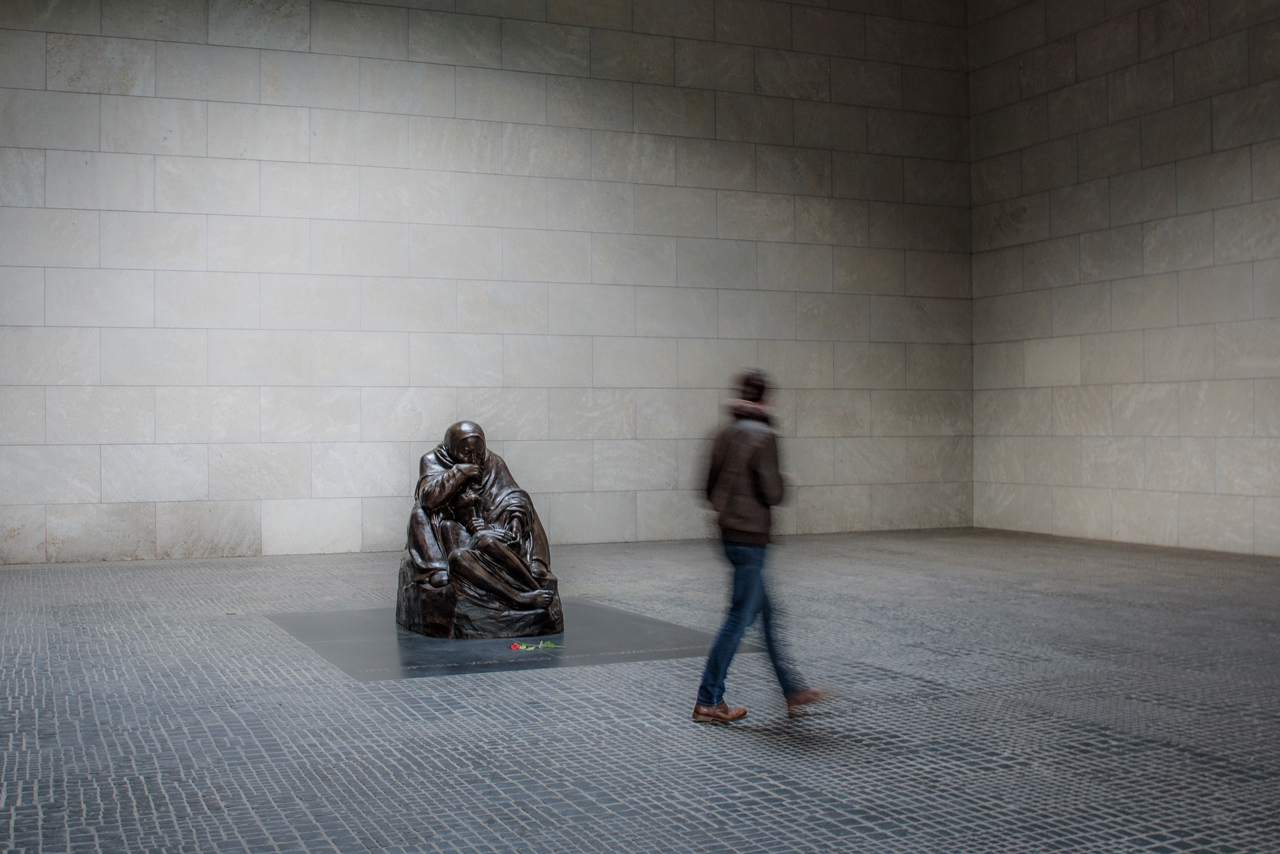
[{"left": 267, "top": 598, "right": 762, "bottom": 681}]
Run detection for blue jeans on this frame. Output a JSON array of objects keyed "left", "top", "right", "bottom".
[{"left": 697, "top": 542, "right": 802, "bottom": 706}]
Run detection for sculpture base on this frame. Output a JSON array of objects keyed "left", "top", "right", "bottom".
[{"left": 396, "top": 552, "right": 564, "bottom": 639}]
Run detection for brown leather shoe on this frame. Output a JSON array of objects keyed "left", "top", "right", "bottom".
[
  {"left": 692, "top": 702, "right": 747, "bottom": 722},
  {"left": 785, "top": 688, "right": 826, "bottom": 714}
]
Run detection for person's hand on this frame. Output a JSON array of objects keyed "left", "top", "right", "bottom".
[{"left": 455, "top": 463, "right": 481, "bottom": 481}]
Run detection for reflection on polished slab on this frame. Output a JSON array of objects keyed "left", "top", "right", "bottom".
[{"left": 268, "top": 598, "right": 762, "bottom": 682}]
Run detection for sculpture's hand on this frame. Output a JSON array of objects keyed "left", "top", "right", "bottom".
[
  {"left": 421, "top": 465, "right": 479, "bottom": 511},
  {"left": 476, "top": 526, "right": 516, "bottom": 545}
]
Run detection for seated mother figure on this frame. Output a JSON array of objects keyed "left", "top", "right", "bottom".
[{"left": 405, "top": 421, "right": 555, "bottom": 615}]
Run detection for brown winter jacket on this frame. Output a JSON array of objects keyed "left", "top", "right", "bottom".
[{"left": 706, "top": 400, "right": 785, "bottom": 544}]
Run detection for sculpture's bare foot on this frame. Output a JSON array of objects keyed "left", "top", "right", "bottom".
[{"left": 515, "top": 589, "right": 555, "bottom": 610}]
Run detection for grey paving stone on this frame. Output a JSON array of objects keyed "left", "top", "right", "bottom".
[{"left": 1, "top": 531, "right": 1278, "bottom": 853}]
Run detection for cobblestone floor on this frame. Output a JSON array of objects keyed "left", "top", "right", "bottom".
[{"left": 2, "top": 529, "right": 1278, "bottom": 854}]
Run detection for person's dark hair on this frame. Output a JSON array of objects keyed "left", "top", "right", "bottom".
[{"left": 739, "top": 369, "right": 768, "bottom": 403}]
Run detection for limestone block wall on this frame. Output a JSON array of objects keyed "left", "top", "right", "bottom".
[
  {"left": 0, "top": 0, "right": 972, "bottom": 563},
  {"left": 969, "top": 0, "right": 1280, "bottom": 556}
]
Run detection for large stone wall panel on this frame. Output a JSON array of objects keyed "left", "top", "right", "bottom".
[
  {"left": 209, "top": 443, "right": 312, "bottom": 500},
  {"left": 262, "top": 498, "right": 361, "bottom": 555},
  {"left": 101, "top": 0, "right": 205, "bottom": 42},
  {"left": 46, "top": 386, "right": 155, "bottom": 445},
  {"left": 0, "top": 386, "right": 44, "bottom": 445},
  {"left": 409, "top": 117, "right": 501, "bottom": 173},
  {"left": 409, "top": 333, "right": 504, "bottom": 388},
  {"left": 974, "top": 481, "right": 1052, "bottom": 533},
  {"left": 677, "top": 238, "right": 757, "bottom": 289},
  {"left": 674, "top": 338, "right": 756, "bottom": 389},
  {"left": 635, "top": 287, "right": 717, "bottom": 338},
  {"left": 1, "top": 1, "right": 976, "bottom": 561},
  {"left": 208, "top": 215, "right": 309, "bottom": 274},
  {"left": 45, "top": 151, "right": 153, "bottom": 212},
  {"left": 631, "top": 85, "right": 713, "bottom": 138},
  {"left": 0, "top": 327, "right": 100, "bottom": 386},
  {"left": 102, "top": 443, "right": 209, "bottom": 503},
  {"left": 0, "top": 446, "right": 100, "bottom": 505},
  {"left": 156, "top": 387, "right": 260, "bottom": 444},
  {"left": 101, "top": 211, "right": 207, "bottom": 271},
  {"left": 359, "top": 59, "right": 454, "bottom": 118},
  {"left": 1212, "top": 78, "right": 1280, "bottom": 149},
  {"left": 207, "top": 103, "right": 309, "bottom": 162},
  {"left": 47, "top": 33, "right": 155, "bottom": 97},
  {"left": 457, "top": 67, "right": 546, "bottom": 124},
  {"left": 0, "top": 147, "right": 44, "bottom": 207},
  {"left": 674, "top": 38, "right": 754, "bottom": 93},
  {"left": 0, "top": 0, "right": 100, "bottom": 35},
  {"left": 101, "top": 95, "right": 206, "bottom": 156},
  {"left": 636, "top": 489, "right": 716, "bottom": 540},
  {"left": 0, "top": 89, "right": 100, "bottom": 151},
  {"left": 1178, "top": 492, "right": 1253, "bottom": 551},
  {"left": 591, "top": 234, "right": 680, "bottom": 286},
  {"left": 209, "top": 0, "right": 309, "bottom": 51},
  {"left": 46, "top": 502, "right": 155, "bottom": 563},
  {"left": 409, "top": 10, "right": 500, "bottom": 68},
  {"left": 631, "top": 0, "right": 708, "bottom": 39},
  {"left": 714, "top": 0, "right": 791, "bottom": 50},
  {"left": 547, "top": 490, "right": 637, "bottom": 544},
  {"left": 157, "top": 500, "right": 261, "bottom": 559},
  {"left": 547, "top": 76, "right": 631, "bottom": 131},
  {"left": 0, "top": 208, "right": 98, "bottom": 268},
  {"left": 1174, "top": 32, "right": 1248, "bottom": 103},
  {"left": 45, "top": 268, "right": 153, "bottom": 328},
  {"left": 0, "top": 504, "right": 46, "bottom": 565},
  {"left": 591, "top": 29, "right": 672, "bottom": 85},
  {"left": 310, "top": 110, "right": 408, "bottom": 169}
]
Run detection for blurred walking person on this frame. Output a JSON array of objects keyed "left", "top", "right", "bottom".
[{"left": 692, "top": 369, "right": 824, "bottom": 723}]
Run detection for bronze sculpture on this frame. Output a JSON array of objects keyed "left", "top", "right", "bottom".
[{"left": 396, "top": 421, "right": 563, "bottom": 639}]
